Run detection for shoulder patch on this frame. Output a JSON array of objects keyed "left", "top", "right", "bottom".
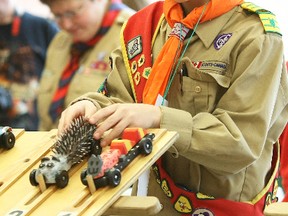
[{"left": 241, "top": 2, "right": 282, "bottom": 36}]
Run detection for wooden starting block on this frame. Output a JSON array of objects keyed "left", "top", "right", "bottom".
[
  {"left": 0, "top": 128, "right": 178, "bottom": 216},
  {"left": 264, "top": 202, "right": 288, "bottom": 216}
]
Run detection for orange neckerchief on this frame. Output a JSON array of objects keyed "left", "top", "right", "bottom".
[{"left": 143, "top": 0, "right": 243, "bottom": 104}]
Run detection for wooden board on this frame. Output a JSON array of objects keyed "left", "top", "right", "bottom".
[
  {"left": 0, "top": 129, "right": 54, "bottom": 196},
  {"left": 264, "top": 202, "right": 288, "bottom": 216},
  {"left": 0, "top": 129, "right": 179, "bottom": 216}
]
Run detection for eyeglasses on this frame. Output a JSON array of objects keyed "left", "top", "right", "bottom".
[{"left": 53, "top": 1, "right": 87, "bottom": 22}]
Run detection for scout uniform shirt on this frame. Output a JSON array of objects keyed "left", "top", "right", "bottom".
[
  {"left": 74, "top": 3, "right": 288, "bottom": 216},
  {"left": 37, "top": 9, "right": 134, "bottom": 131}
]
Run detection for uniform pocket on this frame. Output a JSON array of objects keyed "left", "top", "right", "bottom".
[{"left": 170, "top": 58, "right": 231, "bottom": 116}]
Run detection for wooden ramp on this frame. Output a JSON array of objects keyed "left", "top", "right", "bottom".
[
  {"left": 264, "top": 202, "right": 288, "bottom": 216},
  {"left": 0, "top": 128, "right": 179, "bottom": 216}
]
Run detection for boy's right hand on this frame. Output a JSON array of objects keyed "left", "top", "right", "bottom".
[{"left": 57, "top": 100, "right": 97, "bottom": 136}]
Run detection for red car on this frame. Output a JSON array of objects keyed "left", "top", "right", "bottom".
[{"left": 81, "top": 128, "right": 155, "bottom": 188}]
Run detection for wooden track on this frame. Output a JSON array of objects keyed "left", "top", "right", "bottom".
[
  {"left": 0, "top": 128, "right": 179, "bottom": 216},
  {"left": 264, "top": 202, "right": 288, "bottom": 216}
]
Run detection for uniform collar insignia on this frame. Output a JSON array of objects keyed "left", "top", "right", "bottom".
[{"left": 214, "top": 33, "right": 232, "bottom": 50}]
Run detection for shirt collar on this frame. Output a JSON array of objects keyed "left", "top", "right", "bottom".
[{"left": 195, "top": 6, "right": 238, "bottom": 49}]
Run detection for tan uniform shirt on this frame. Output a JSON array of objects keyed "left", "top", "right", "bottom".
[
  {"left": 74, "top": 6, "right": 288, "bottom": 215},
  {"left": 37, "top": 9, "right": 134, "bottom": 131}
]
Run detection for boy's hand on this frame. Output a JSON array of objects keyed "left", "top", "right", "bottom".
[{"left": 58, "top": 100, "right": 97, "bottom": 135}]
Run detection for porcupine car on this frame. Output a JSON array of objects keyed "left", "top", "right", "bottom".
[
  {"left": 29, "top": 155, "right": 73, "bottom": 188},
  {"left": 29, "top": 116, "right": 102, "bottom": 188}
]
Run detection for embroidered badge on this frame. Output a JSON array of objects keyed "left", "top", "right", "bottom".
[
  {"left": 133, "top": 71, "right": 141, "bottom": 85},
  {"left": 131, "top": 61, "right": 137, "bottom": 74},
  {"left": 241, "top": 2, "right": 281, "bottom": 35},
  {"left": 192, "top": 61, "right": 227, "bottom": 75},
  {"left": 127, "top": 36, "right": 142, "bottom": 60},
  {"left": 152, "top": 165, "right": 161, "bottom": 184},
  {"left": 196, "top": 192, "right": 215, "bottom": 200},
  {"left": 265, "top": 192, "right": 277, "bottom": 207},
  {"left": 97, "top": 78, "right": 109, "bottom": 96},
  {"left": 192, "top": 208, "right": 214, "bottom": 216},
  {"left": 138, "top": 54, "right": 145, "bottom": 67},
  {"left": 258, "top": 13, "right": 281, "bottom": 35},
  {"left": 214, "top": 33, "right": 232, "bottom": 50},
  {"left": 90, "top": 52, "right": 109, "bottom": 71},
  {"left": 192, "top": 61, "right": 203, "bottom": 69},
  {"left": 174, "top": 195, "right": 193, "bottom": 214},
  {"left": 265, "top": 178, "right": 279, "bottom": 207},
  {"left": 142, "top": 67, "right": 151, "bottom": 79},
  {"left": 161, "top": 179, "right": 173, "bottom": 198},
  {"left": 169, "top": 23, "right": 189, "bottom": 41},
  {"left": 272, "top": 178, "right": 279, "bottom": 199},
  {"left": 90, "top": 61, "right": 109, "bottom": 71}
]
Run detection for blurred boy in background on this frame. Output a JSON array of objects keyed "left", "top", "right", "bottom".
[
  {"left": 37, "top": 0, "right": 134, "bottom": 131},
  {"left": 0, "top": 0, "right": 58, "bottom": 130}
]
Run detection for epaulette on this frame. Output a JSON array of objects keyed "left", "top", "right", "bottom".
[{"left": 241, "top": 2, "right": 282, "bottom": 36}]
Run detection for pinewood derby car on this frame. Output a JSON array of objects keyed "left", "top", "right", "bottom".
[
  {"left": 80, "top": 128, "right": 155, "bottom": 189},
  {"left": 0, "top": 126, "right": 15, "bottom": 149},
  {"left": 29, "top": 116, "right": 102, "bottom": 189}
]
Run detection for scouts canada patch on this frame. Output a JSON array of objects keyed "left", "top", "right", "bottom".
[
  {"left": 127, "top": 36, "right": 142, "bottom": 60},
  {"left": 192, "top": 61, "right": 227, "bottom": 75}
]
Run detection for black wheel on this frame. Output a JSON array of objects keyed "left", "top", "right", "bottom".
[
  {"left": 107, "top": 168, "right": 121, "bottom": 187},
  {"left": 139, "top": 139, "right": 153, "bottom": 155},
  {"left": 91, "top": 139, "right": 102, "bottom": 155},
  {"left": 2, "top": 131, "right": 15, "bottom": 149},
  {"left": 81, "top": 169, "right": 88, "bottom": 186},
  {"left": 118, "top": 155, "right": 126, "bottom": 162},
  {"left": 29, "top": 169, "right": 39, "bottom": 186},
  {"left": 55, "top": 170, "right": 69, "bottom": 188}
]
